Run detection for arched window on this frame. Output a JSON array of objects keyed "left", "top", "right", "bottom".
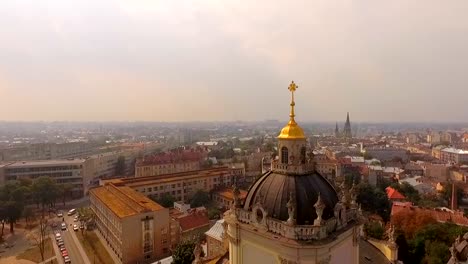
[
  {"left": 281, "top": 147, "right": 289, "bottom": 164},
  {"left": 300, "top": 147, "right": 306, "bottom": 164}
]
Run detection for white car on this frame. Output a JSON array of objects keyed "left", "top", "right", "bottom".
[
  {"left": 61, "top": 223, "right": 67, "bottom": 231},
  {"left": 73, "top": 224, "right": 78, "bottom": 231}
]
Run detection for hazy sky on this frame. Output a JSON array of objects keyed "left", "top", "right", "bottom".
[{"left": 1, "top": 1, "right": 467, "bottom": 123}]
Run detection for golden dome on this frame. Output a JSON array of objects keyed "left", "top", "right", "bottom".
[
  {"left": 277, "top": 81, "right": 306, "bottom": 140},
  {"left": 278, "top": 119, "right": 306, "bottom": 139}
]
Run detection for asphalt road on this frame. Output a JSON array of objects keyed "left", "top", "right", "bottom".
[{"left": 53, "top": 211, "right": 87, "bottom": 264}]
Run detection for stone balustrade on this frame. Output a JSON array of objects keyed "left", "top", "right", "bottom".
[
  {"left": 234, "top": 207, "right": 357, "bottom": 241},
  {"left": 271, "top": 161, "right": 315, "bottom": 175}
]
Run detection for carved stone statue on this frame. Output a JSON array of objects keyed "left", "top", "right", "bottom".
[
  {"left": 314, "top": 193, "right": 325, "bottom": 226},
  {"left": 387, "top": 224, "right": 395, "bottom": 244},
  {"left": 450, "top": 242, "right": 457, "bottom": 260},
  {"left": 232, "top": 183, "right": 240, "bottom": 208},
  {"left": 286, "top": 192, "right": 296, "bottom": 226}
]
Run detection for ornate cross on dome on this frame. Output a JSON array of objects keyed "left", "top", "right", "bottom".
[{"left": 288, "top": 81, "right": 298, "bottom": 120}]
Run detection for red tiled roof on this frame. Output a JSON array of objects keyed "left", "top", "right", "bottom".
[
  {"left": 177, "top": 211, "right": 210, "bottom": 232},
  {"left": 385, "top": 187, "right": 406, "bottom": 200},
  {"left": 391, "top": 202, "right": 468, "bottom": 226}
]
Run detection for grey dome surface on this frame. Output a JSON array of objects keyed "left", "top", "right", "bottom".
[{"left": 243, "top": 170, "right": 339, "bottom": 225}]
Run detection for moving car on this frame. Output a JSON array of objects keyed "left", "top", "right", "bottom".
[
  {"left": 61, "top": 223, "right": 67, "bottom": 231},
  {"left": 67, "top": 209, "right": 76, "bottom": 216},
  {"left": 73, "top": 224, "right": 78, "bottom": 231}
]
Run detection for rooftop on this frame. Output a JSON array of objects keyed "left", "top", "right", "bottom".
[
  {"left": 214, "top": 188, "right": 247, "bottom": 201},
  {"left": 107, "top": 167, "right": 230, "bottom": 188},
  {"left": 6, "top": 159, "right": 86, "bottom": 167},
  {"left": 205, "top": 219, "right": 225, "bottom": 241},
  {"left": 90, "top": 183, "right": 164, "bottom": 219},
  {"left": 385, "top": 187, "right": 406, "bottom": 200},
  {"left": 442, "top": 147, "right": 468, "bottom": 155},
  {"left": 177, "top": 211, "right": 210, "bottom": 232}
]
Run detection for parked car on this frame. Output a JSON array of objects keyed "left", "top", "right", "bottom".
[
  {"left": 73, "top": 216, "right": 79, "bottom": 222},
  {"left": 61, "top": 223, "right": 66, "bottom": 231},
  {"left": 58, "top": 241, "right": 64, "bottom": 247},
  {"left": 62, "top": 250, "right": 68, "bottom": 257},
  {"left": 64, "top": 256, "right": 71, "bottom": 264},
  {"left": 56, "top": 238, "right": 63, "bottom": 244},
  {"left": 60, "top": 246, "right": 67, "bottom": 252},
  {"left": 73, "top": 224, "right": 78, "bottom": 231},
  {"left": 57, "top": 212, "right": 63, "bottom": 217}
]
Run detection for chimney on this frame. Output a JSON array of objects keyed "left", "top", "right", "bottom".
[{"left": 451, "top": 183, "right": 458, "bottom": 210}]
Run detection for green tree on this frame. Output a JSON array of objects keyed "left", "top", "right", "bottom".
[
  {"left": 190, "top": 190, "right": 211, "bottom": 208},
  {"left": 58, "top": 183, "right": 73, "bottom": 205},
  {"left": 77, "top": 207, "right": 94, "bottom": 236},
  {"left": 155, "top": 193, "right": 176, "bottom": 208},
  {"left": 364, "top": 222, "right": 385, "bottom": 239},
  {"left": 391, "top": 182, "right": 421, "bottom": 204},
  {"left": 357, "top": 183, "right": 391, "bottom": 221},
  {"left": 207, "top": 207, "right": 221, "bottom": 220},
  {"left": 5, "top": 201, "right": 23, "bottom": 233},
  {"left": 172, "top": 239, "right": 196, "bottom": 264},
  {"left": 22, "top": 207, "right": 34, "bottom": 228},
  {"left": 115, "top": 156, "right": 126, "bottom": 176},
  {"left": 31, "top": 177, "right": 59, "bottom": 216}
]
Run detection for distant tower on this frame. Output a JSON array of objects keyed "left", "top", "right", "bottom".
[
  {"left": 335, "top": 122, "right": 340, "bottom": 138},
  {"left": 343, "top": 112, "right": 352, "bottom": 138}
]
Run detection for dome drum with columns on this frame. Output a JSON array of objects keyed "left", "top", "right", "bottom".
[{"left": 224, "top": 81, "right": 361, "bottom": 264}]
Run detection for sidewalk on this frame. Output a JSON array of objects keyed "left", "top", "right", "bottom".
[
  {"left": 94, "top": 229, "right": 121, "bottom": 264},
  {"left": 68, "top": 229, "right": 91, "bottom": 264},
  {"left": 39, "top": 256, "right": 57, "bottom": 264}
]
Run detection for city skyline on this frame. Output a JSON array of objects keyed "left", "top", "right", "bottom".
[{"left": 1, "top": 1, "right": 468, "bottom": 122}]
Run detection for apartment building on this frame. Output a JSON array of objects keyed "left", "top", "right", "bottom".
[
  {"left": 90, "top": 183, "right": 171, "bottom": 264},
  {"left": 364, "top": 146, "right": 408, "bottom": 162},
  {"left": 0, "top": 142, "right": 98, "bottom": 161},
  {"left": 1, "top": 159, "right": 87, "bottom": 196},
  {"left": 83, "top": 150, "right": 139, "bottom": 181},
  {"left": 135, "top": 150, "right": 205, "bottom": 177},
  {"left": 440, "top": 147, "right": 468, "bottom": 165},
  {"left": 105, "top": 167, "right": 235, "bottom": 202}
]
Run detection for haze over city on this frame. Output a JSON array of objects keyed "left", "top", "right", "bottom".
[{"left": 1, "top": 0, "right": 467, "bottom": 122}]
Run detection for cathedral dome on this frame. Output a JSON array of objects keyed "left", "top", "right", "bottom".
[
  {"left": 278, "top": 119, "right": 306, "bottom": 140},
  {"left": 243, "top": 170, "right": 339, "bottom": 225}
]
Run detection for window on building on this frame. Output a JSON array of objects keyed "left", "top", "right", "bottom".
[
  {"left": 301, "top": 147, "right": 306, "bottom": 164},
  {"left": 281, "top": 147, "right": 289, "bottom": 164}
]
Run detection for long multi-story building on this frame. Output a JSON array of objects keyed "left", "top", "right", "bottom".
[
  {"left": 90, "top": 183, "right": 171, "bottom": 263},
  {"left": 0, "top": 142, "right": 98, "bottom": 161},
  {"left": 439, "top": 147, "right": 468, "bottom": 165},
  {"left": 135, "top": 149, "right": 205, "bottom": 177},
  {"left": 104, "top": 167, "right": 237, "bottom": 202},
  {"left": 1, "top": 159, "right": 88, "bottom": 196}
]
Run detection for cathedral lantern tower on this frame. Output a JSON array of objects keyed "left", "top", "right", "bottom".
[{"left": 224, "top": 81, "right": 361, "bottom": 264}]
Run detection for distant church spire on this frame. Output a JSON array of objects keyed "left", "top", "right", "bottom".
[
  {"left": 335, "top": 122, "right": 339, "bottom": 138},
  {"left": 343, "top": 112, "right": 352, "bottom": 138}
]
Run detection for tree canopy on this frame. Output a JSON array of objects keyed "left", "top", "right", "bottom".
[
  {"left": 356, "top": 183, "right": 391, "bottom": 221},
  {"left": 190, "top": 190, "right": 211, "bottom": 208},
  {"left": 172, "top": 239, "right": 196, "bottom": 264}
]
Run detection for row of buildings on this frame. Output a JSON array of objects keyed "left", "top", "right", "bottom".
[
  {"left": 0, "top": 144, "right": 158, "bottom": 196},
  {"left": 89, "top": 166, "right": 245, "bottom": 263}
]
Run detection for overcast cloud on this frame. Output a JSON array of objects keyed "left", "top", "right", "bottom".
[{"left": 0, "top": 0, "right": 467, "bottom": 122}]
